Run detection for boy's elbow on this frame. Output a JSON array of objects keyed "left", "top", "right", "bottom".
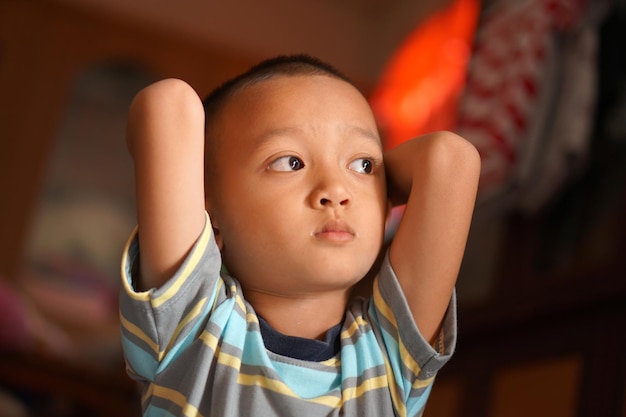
[
  {"left": 129, "top": 79, "right": 203, "bottom": 122},
  {"left": 428, "top": 131, "right": 481, "bottom": 180},
  {"left": 126, "top": 79, "right": 204, "bottom": 156}
]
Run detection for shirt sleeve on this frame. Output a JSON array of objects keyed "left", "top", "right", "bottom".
[
  {"left": 371, "top": 251, "right": 457, "bottom": 416},
  {"left": 118, "top": 212, "right": 223, "bottom": 383}
]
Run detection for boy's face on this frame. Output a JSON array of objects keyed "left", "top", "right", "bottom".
[{"left": 208, "top": 75, "right": 388, "bottom": 296}]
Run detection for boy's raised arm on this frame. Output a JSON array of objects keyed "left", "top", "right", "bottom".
[
  {"left": 126, "top": 79, "right": 207, "bottom": 291},
  {"left": 385, "top": 131, "right": 481, "bottom": 346}
]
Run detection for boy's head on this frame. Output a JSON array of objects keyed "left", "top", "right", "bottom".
[
  {"left": 202, "top": 54, "right": 388, "bottom": 297},
  {"left": 203, "top": 54, "right": 351, "bottom": 111},
  {"left": 202, "top": 55, "right": 352, "bottom": 182}
]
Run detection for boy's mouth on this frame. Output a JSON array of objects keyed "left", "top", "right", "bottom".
[{"left": 314, "top": 220, "right": 355, "bottom": 242}]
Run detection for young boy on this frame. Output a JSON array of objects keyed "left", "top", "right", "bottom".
[{"left": 120, "top": 55, "right": 480, "bottom": 417}]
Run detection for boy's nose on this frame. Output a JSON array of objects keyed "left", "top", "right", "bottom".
[
  {"left": 318, "top": 196, "right": 350, "bottom": 207},
  {"left": 310, "top": 173, "right": 351, "bottom": 209}
]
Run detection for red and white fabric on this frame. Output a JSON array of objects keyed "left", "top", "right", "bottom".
[{"left": 457, "top": 0, "right": 605, "bottom": 212}]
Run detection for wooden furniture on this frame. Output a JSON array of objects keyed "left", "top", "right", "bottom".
[
  {"left": 0, "top": 351, "right": 139, "bottom": 416},
  {"left": 426, "top": 138, "right": 626, "bottom": 416}
]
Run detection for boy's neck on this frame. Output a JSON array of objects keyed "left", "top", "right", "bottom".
[{"left": 245, "top": 289, "right": 351, "bottom": 340}]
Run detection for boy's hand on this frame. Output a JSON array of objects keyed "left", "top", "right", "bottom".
[{"left": 384, "top": 131, "right": 480, "bottom": 345}]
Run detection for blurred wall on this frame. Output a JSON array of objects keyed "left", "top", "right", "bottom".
[
  {"left": 0, "top": 0, "right": 453, "bottom": 279},
  {"left": 51, "top": 0, "right": 454, "bottom": 85}
]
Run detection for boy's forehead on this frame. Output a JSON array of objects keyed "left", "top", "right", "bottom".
[
  {"left": 230, "top": 74, "right": 363, "bottom": 106},
  {"left": 222, "top": 74, "right": 377, "bottom": 124},
  {"left": 224, "top": 76, "right": 380, "bottom": 144}
]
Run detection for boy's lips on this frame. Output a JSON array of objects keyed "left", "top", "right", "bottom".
[{"left": 314, "top": 220, "right": 355, "bottom": 242}]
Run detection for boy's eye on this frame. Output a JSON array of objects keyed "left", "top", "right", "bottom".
[
  {"left": 348, "top": 158, "right": 374, "bottom": 174},
  {"left": 268, "top": 156, "right": 304, "bottom": 171}
]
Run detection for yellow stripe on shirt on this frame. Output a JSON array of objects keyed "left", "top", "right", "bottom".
[
  {"left": 237, "top": 373, "right": 342, "bottom": 408},
  {"left": 162, "top": 297, "right": 208, "bottom": 359},
  {"left": 120, "top": 225, "right": 151, "bottom": 302},
  {"left": 152, "top": 385, "right": 205, "bottom": 417},
  {"left": 341, "top": 316, "right": 369, "bottom": 339},
  {"left": 342, "top": 375, "right": 389, "bottom": 401},
  {"left": 120, "top": 212, "right": 212, "bottom": 308},
  {"left": 382, "top": 352, "right": 407, "bottom": 417},
  {"left": 120, "top": 313, "right": 159, "bottom": 354},
  {"left": 152, "top": 213, "right": 212, "bottom": 308},
  {"left": 373, "top": 280, "right": 423, "bottom": 379}
]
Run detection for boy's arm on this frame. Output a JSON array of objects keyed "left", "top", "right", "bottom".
[
  {"left": 385, "top": 131, "right": 480, "bottom": 346},
  {"left": 126, "top": 79, "right": 207, "bottom": 291}
]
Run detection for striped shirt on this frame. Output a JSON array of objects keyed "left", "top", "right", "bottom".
[{"left": 119, "top": 214, "right": 456, "bottom": 417}]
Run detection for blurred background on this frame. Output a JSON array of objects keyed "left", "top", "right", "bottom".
[{"left": 0, "top": 0, "right": 624, "bottom": 415}]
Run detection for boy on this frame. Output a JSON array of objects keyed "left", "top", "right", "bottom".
[{"left": 120, "top": 55, "right": 480, "bottom": 416}]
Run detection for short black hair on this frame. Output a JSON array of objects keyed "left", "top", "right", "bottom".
[{"left": 202, "top": 54, "right": 352, "bottom": 119}]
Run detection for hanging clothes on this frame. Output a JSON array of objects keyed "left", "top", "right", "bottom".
[{"left": 456, "top": 0, "right": 610, "bottom": 213}]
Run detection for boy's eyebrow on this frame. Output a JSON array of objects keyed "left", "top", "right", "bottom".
[{"left": 346, "top": 125, "right": 382, "bottom": 145}]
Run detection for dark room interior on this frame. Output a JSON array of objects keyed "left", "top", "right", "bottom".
[{"left": 0, "top": 0, "right": 624, "bottom": 415}]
